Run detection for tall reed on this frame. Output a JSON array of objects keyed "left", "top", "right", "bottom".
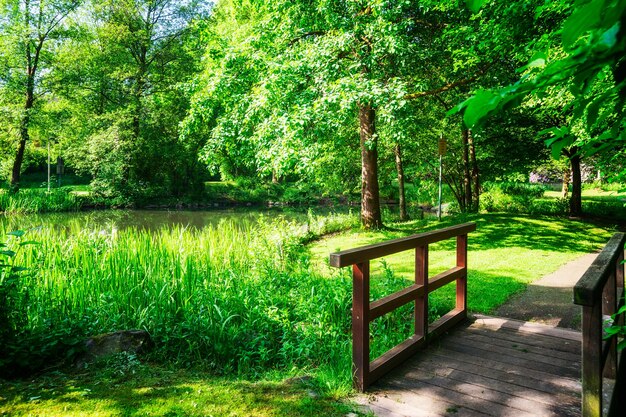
[
  {"left": 3, "top": 212, "right": 380, "bottom": 391},
  {"left": 0, "top": 189, "right": 82, "bottom": 214}
]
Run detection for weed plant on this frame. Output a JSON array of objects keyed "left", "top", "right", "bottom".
[{"left": 0, "top": 212, "right": 373, "bottom": 394}]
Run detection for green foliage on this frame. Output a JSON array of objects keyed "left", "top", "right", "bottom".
[
  {"left": 454, "top": 0, "right": 626, "bottom": 168},
  {"left": 483, "top": 182, "right": 547, "bottom": 198},
  {"left": 0, "top": 230, "right": 82, "bottom": 378},
  {"left": 480, "top": 182, "right": 547, "bottom": 213},
  {"left": 604, "top": 303, "right": 626, "bottom": 351},
  {"left": 0, "top": 189, "right": 83, "bottom": 214},
  {"left": 0, "top": 365, "right": 363, "bottom": 417},
  {"left": 0, "top": 213, "right": 360, "bottom": 385}
]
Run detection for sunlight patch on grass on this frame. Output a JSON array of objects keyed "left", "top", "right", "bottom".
[
  {"left": 0, "top": 367, "right": 363, "bottom": 417},
  {"left": 310, "top": 213, "right": 614, "bottom": 314}
]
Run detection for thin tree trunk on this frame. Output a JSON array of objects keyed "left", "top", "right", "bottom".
[
  {"left": 468, "top": 129, "right": 479, "bottom": 212},
  {"left": 570, "top": 153, "right": 582, "bottom": 216},
  {"left": 11, "top": 66, "right": 37, "bottom": 191},
  {"left": 359, "top": 104, "right": 382, "bottom": 229},
  {"left": 562, "top": 167, "right": 570, "bottom": 198},
  {"left": 394, "top": 143, "right": 408, "bottom": 221},
  {"left": 461, "top": 129, "right": 472, "bottom": 212}
]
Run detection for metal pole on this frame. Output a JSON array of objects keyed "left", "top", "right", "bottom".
[
  {"left": 438, "top": 154, "right": 443, "bottom": 221},
  {"left": 47, "top": 140, "right": 51, "bottom": 192}
]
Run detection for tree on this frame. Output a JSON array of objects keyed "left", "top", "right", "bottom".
[
  {"left": 189, "top": 0, "right": 517, "bottom": 227},
  {"left": 0, "top": 0, "right": 81, "bottom": 190},
  {"left": 50, "top": 0, "right": 209, "bottom": 201},
  {"left": 455, "top": 0, "right": 626, "bottom": 214}
]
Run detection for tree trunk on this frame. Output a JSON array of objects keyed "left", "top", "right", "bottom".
[
  {"left": 359, "top": 104, "right": 382, "bottom": 229},
  {"left": 394, "top": 143, "right": 408, "bottom": 221},
  {"left": 468, "top": 129, "right": 479, "bottom": 212},
  {"left": 570, "top": 153, "right": 582, "bottom": 216},
  {"left": 461, "top": 129, "right": 472, "bottom": 212},
  {"left": 10, "top": 71, "right": 36, "bottom": 191},
  {"left": 562, "top": 167, "right": 570, "bottom": 198}
]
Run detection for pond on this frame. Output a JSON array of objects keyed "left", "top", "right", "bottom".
[
  {"left": 0, "top": 203, "right": 426, "bottom": 233},
  {"left": 0, "top": 206, "right": 359, "bottom": 232}
]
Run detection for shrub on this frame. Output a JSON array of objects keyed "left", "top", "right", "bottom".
[{"left": 480, "top": 182, "right": 547, "bottom": 213}]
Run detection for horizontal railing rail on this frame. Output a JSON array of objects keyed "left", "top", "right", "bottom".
[
  {"left": 574, "top": 232, "right": 626, "bottom": 417},
  {"left": 330, "top": 222, "right": 476, "bottom": 391}
]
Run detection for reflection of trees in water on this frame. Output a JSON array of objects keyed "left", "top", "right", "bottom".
[{"left": 0, "top": 207, "right": 357, "bottom": 233}]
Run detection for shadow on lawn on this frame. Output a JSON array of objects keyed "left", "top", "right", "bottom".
[
  {"left": 0, "top": 367, "right": 352, "bottom": 417},
  {"left": 394, "top": 213, "right": 614, "bottom": 254}
]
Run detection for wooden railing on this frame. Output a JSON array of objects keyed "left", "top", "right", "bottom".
[
  {"left": 574, "top": 232, "right": 626, "bottom": 417},
  {"left": 329, "top": 222, "right": 476, "bottom": 391}
]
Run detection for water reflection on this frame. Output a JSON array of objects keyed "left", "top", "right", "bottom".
[
  {"left": 0, "top": 203, "right": 425, "bottom": 233},
  {"left": 0, "top": 207, "right": 351, "bottom": 232}
]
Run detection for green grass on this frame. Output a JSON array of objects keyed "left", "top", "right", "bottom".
[
  {"left": 0, "top": 359, "right": 363, "bottom": 417},
  {"left": 0, "top": 189, "right": 85, "bottom": 214},
  {"left": 0, "top": 211, "right": 616, "bottom": 416},
  {"left": 0, "top": 212, "right": 359, "bottom": 390},
  {"left": 311, "top": 213, "right": 613, "bottom": 314},
  {"left": 544, "top": 188, "right": 626, "bottom": 201}
]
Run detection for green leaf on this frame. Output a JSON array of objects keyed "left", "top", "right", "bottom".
[
  {"left": 562, "top": 0, "right": 603, "bottom": 49},
  {"left": 462, "top": 90, "right": 502, "bottom": 128},
  {"left": 7, "top": 230, "right": 25, "bottom": 237},
  {"left": 604, "top": 326, "right": 622, "bottom": 337},
  {"left": 517, "top": 51, "right": 547, "bottom": 73},
  {"left": 619, "top": 339, "right": 626, "bottom": 351},
  {"left": 0, "top": 250, "right": 16, "bottom": 257},
  {"left": 465, "top": 0, "right": 485, "bottom": 13},
  {"left": 586, "top": 91, "right": 611, "bottom": 129},
  {"left": 599, "top": 22, "right": 620, "bottom": 48},
  {"left": 19, "top": 240, "right": 41, "bottom": 247}
]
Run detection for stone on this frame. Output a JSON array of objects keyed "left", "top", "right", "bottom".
[{"left": 76, "top": 330, "right": 153, "bottom": 366}]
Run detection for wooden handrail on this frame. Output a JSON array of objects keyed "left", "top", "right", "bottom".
[
  {"left": 573, "top": 232, "right": 626, "bottom": 417},
  {"left": 330, "top": 222, "right": 476, "bottom": 391}
]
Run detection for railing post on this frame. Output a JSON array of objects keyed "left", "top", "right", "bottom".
[
  {"left": 415, "top": 245, "right": 428, "bottom": 339},
  {"left": 456, "top": 234, "right": 468, "bottom": 317},
  {"left": 353, "top": 261, "right": 370, "bottom": 391},
  {"left": 581, "top": 301, "right": 603, "bottom": 417}
]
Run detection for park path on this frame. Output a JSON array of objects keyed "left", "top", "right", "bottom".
[{"left": 493, "top": 252, "right": 599, "bottom": 331}]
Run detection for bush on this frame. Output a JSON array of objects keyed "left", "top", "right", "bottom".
[
  {"left": 482, "top": 181, "right": 546, "bottom": 198},
  {"left": 480, "top": 182, "right": 547, "bottom": 213}
]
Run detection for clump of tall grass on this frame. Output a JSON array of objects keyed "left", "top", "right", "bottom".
[
  {"left": 0, "top": 189, "right": 82, "bottom": 214},
  {"left": 1, "top": 212, "right": 383, "bottom": 391}
]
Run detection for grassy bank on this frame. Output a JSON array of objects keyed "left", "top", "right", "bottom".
[{"left": 0, "top": 212, "right": 616, "bottom": 416}]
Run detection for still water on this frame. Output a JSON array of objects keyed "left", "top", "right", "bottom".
[{"left": 0, "top": 207, "right": 355, "bottom": 232}]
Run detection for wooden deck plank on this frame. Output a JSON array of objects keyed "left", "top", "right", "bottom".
[
  {"left": 379, "top": 378, "right": 541, "bottom": 417},
  {"left": 384, "top": 370, "right": 579, "bottom": 416},
  {"left": 450, "top": 329, "right": 581, "bottom": 366},
  {"left": 355, "top": 390, "right": 467, "bottom": 417},
  {"left": 432, "top": 346, "right": 581, "bottom": 393},
  {"left": 461, "top": 324, "right": 581, "bottom": 355},
  {"left": 358, "top": 316, "right": 583, "bottom": 417},
  {"left": 401, "top": 356, "right": 580, "bottom": 408},
  {"left": 437, "top": 337, "right": 580, "bottom": 378},
  {"left": 425, "top": 350, "right": 581, "bottom": 399},
  {"left": 472, "top": 315, "right": 582, "bottom": 342}
]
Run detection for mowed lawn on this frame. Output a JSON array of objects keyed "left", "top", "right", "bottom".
[{"left": 310, "top": 213, "right": 614, "bottom": 314}]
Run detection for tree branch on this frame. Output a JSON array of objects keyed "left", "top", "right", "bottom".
[
  {"left": 288, "top": 31, "right": 326, "bottom": 46},
  {"left": 405, "top": 65, "right": 492, "bottom": 100}
]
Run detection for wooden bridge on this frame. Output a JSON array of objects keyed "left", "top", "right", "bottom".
[{"left": 330, "top": 224, "right": 625, "bottom": 417}]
